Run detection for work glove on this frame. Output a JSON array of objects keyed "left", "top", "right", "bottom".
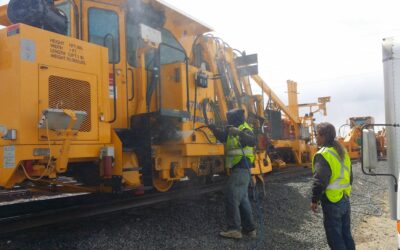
[
  {"left": 208, "top": 124, "right": 217, "bottom": 132},
  {"left": 228, "top": 127, "right": 241, "bottom": 136}
]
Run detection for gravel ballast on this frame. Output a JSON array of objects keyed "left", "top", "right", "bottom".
[{"left": 0, "top": 161, "right": 391, "bottom": 250}]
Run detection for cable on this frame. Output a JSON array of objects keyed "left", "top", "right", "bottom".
[
  {"left": 194, "top": 125, "right": 217, "bottom": 144},
  {"left": 193, "top": 84, "right": 198, "bottom": 130},
  {"left": 20, "top": 161, "right": 51, "bottom": 181},
  {"left": 201, "top": 98, "right": 210, "bottom": 126},
  {"left": 20, "top": 119, "right": 54, "bottom": 181}
]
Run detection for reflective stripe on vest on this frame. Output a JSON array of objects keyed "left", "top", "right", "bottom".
[
  {"left": 225, "top": 122, "right": 255, "bottom": 168},
  {"left": 312, "top": 146, "right": 352, "bottom": 203},
  {"left": 324, "top": 149, "right": 351, "bottom": 190},
  {"left": 226, "top": 148, "right": 254, "bottom": 156}
]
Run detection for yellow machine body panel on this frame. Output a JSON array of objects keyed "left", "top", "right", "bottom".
[
  {"left": 0, "top": 24, "right": 111, "bottom": 143},
  {"left": 0, "top": 24, "right": 114, "bottom": 187}
]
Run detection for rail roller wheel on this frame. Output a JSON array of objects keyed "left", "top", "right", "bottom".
[{"left": 152, "top": 171, "right": 174, "bottom": 192}]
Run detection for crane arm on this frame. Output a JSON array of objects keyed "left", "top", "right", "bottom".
[{"left": 251, "top": 75, "right": 300, "bottom": 124}]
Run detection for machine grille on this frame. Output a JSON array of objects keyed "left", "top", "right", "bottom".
[{"left": 48, "top": 76, "right": 91, "bottom": 132}]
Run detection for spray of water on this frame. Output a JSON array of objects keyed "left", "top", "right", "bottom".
[{"left": 176, "top": 130, "right": 194, "bottom": 140}]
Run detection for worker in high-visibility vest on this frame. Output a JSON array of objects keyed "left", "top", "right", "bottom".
[
  {"left": 311, "top": 122, "right": 355, "bottom": 250},
  {"left": 209, "top": 108, "right": 256, "bottom": 239}
]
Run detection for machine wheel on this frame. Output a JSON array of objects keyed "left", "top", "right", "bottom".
[{"left": 152, "top": 171, "right": 174, "bottom": 192}]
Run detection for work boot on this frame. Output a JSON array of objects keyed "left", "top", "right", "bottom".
[
  {"left": 219, "top": 230, "right": 242, "bottom": 239},
  {"left": 244, "top": 229, "right": 257, "bottom": 238}
]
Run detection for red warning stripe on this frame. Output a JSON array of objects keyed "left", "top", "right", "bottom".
[{"left": 7, "top": 24, "right": 20, "bottom": 37}]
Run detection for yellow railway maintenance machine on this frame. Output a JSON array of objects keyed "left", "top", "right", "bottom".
[
  {"left": 0, "top": 0, "right": 271, "bottom": 193},
  {"left": 338, "top": 116, "right": 375, "bottom": 161},
  {"left": 251, "top": 77, "right": 330, "bottom": 168},
  {"left": 186, "top": 33, "right": 325, "bottom": 170}
]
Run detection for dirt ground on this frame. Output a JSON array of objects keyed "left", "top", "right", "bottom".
[
  {"left": 354, "top": 197, "right": 397, "bottom": 250},
  {"left": 0, "top": 163, "right": 398, "bottom": 250}
]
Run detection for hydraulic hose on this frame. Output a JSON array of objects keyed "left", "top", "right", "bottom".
[
  {"left": 201, "top": 99, "right": 210, "bottom": 125},
  {"left": 194, "top": 125, "right": 214, "bottom": 144},
  {"left": 193, "top": 83, "right": 199, "bottom": 130}
]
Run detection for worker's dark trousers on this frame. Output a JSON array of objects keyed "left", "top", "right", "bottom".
[
  {"left": 321, "top": 196, "right": 355, "bottom": 250},
  {"left": 224, "top": 167, "right": 255, "bottom": 232}
]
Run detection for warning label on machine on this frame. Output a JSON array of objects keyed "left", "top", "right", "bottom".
[
  {"left": 3, "top": 145, "right": 15, "bottom": 169},
  {"left": 49, "top": 39, "right": 86, "bottom": 65},
  {"left": 109, "top": 74, "right": 117, "bottom": 99},
  {"left": 21, "top": 39, "right": 36, "bottom": 62}
]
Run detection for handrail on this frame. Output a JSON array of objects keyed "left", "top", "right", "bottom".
[
  {"left": 103, "top": 33, "right": 117, "bottom": 123},
  {"left": 128, "top": 68, "right": 135, "bottom": 101}
]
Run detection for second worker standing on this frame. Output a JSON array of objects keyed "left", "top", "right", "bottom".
[{"left": 209, "top": 108, "right": 257, "bottom": 239}]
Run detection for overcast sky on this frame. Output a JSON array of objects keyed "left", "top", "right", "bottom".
[
  {"left": 1, "top": 0, "right": 399, "bottom": 131},
  {"left": 162, "top": 0, "right": 400, "bottom": 131}
]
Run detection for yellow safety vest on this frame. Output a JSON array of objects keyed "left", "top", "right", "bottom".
[
  {"left": 312, "top": 146, "right": 352, "bottom": 203},
  {"left": 225, "top": 122, "right": 255, "bottom": 169}
]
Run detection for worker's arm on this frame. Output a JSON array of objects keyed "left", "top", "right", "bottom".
[
  {"left": 209, "top": 126, "right": 256, "bottom": 146},
  {"left": 311, "top": 155, "right": 331, "bottom": 203},
  {"left": 239, "top": 129, "right": 256, "bottom": 147},
  {"left": 208, "top": 125, "right": 228, "bottom": 143}
]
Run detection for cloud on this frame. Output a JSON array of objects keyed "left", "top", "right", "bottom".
[{"left": 297, "top": 74, "right": 385, "bottom": 129}]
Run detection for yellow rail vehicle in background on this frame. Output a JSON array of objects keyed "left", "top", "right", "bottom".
[
  {"left": 338, "top": 116, "right": 374, "bottom": 161},
  {"left": 0, "top": 0, "right": 272, "bottom": 193},
  {"left": 338, "top": 116, "right": 387, "bottom": 161}
]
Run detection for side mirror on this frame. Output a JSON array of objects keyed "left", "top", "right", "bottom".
[{"left": 362, "top": 129, "right": 378, "bottom": 171}]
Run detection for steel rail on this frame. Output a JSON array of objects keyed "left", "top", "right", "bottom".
[
  {"left": 0, "top": 181, "right": 225, "bottom": 235},
  {"left": 0, "top": 189, "right": 31, "bottom": 201},
  {"left": 0, "top": 167, "right": 311, "bottom": 235}
]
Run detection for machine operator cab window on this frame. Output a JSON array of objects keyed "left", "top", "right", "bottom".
[
  {"left": 126, "top": 23, "right": 185, "bottom": 69},
  {"left": 56, "top": 1, "right": 71, "bottom": 36},
  {"left": 126, "top": 22, "right": 140, "bottom": 67},
  {"left": 145, "top": 29, "right": 186, "bottom": 70},
  {"left": 88, "top": 8, "right": 120, "bottom": 64},
  {"left": 48, "top": 1, "right": 121, "bottom": 64},
  {"left": 125, "top": 0, "right": 186, "bottom": 69}
]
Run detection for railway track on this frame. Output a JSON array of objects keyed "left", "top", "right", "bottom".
[
  {"left": 0, "top": 189, "right": 32, "bottom": 202},
  {"left": 0, "top": 166, "right": 311, "bottom": 236},
  {"left": 0, "top": 180, "right": 226, "bottom": 235},
  {"left": 266, "top": 166, "right": 311, "bottom": 182}
]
